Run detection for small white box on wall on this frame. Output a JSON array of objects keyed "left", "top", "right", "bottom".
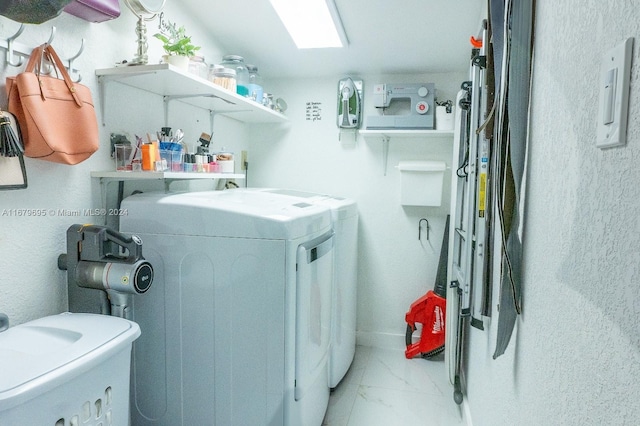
[{"left": 397, "top": 161, "right": 446, "bottom": 206}]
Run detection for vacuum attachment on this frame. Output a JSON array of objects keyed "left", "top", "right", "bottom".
[{"left": 58, "top": 224, "right": 153, "bottom": 318}]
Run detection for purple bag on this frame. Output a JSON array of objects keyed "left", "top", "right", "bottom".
[{"left": 64, "top": 0, "right": 120, "bottom": 22}]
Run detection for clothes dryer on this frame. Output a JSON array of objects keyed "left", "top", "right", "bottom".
[
  {"left": 120, "top": 189, "right": 334, "bottom": 426},
  {"left": 261, "top": 189, "right": 358, "bottom": 388}
]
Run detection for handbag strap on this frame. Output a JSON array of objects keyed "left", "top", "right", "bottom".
[
  {"left": 43, "top": 44, "right": 82, "bottom": 107},
  {"left": 24, "top": 44, "right": 45, "bottom": 74},
  {"left": 23, "top": 44, "right": 82, "bottom": 108}
]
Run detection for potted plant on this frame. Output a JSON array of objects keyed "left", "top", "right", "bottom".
[{"left": 154, "top": 19, "right": 200, "bottom": 70}]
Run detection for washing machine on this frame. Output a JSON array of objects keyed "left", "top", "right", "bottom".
[
  {"left": 261, "top": 189, "right": 358, "bottom": 388},
  {"left": 119, "top": 189, "right": 334, "bottom": 426}
]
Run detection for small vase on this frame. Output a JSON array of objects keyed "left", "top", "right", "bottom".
[{"left": 165, "top": 55, "right": 190, "bottom": 71}]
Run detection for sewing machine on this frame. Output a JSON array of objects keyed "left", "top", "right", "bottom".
[{"left": 366, "top": 83, "right": 435, "bottom": 129}]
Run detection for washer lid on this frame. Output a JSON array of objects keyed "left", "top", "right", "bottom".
[
  {"left": 121, "top": 189, "right": 333, "bottom": 239},
  {"left": 261, "top": 188, "right": 358, "bottom": 218},
  {"left": 0, "top": 313, "right": 140, "bottom": 406}
]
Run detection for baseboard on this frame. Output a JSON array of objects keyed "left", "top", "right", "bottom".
[{"left": 356, "top": 331, "right": 405, "bottom": 350}]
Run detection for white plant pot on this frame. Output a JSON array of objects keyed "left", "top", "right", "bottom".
[{"left": 164, "top": 55, "right": 189, "bottom": 70}]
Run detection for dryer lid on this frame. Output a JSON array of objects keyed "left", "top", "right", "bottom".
[{"left": 121, "top": 190, "right": 333, "bottom": 239}]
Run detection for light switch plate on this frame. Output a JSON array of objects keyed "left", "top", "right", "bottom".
[{"left": 596, "top": 38, "right": 634, "bottom": 149}]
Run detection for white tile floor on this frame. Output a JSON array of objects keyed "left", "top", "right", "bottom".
[{"left": 322, "top": 346, "right": 466, "bottom": 426}]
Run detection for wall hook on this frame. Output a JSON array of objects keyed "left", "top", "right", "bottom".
[
  {"left": 46, "top": 26, "right": 57, "bottom": 45},
  {"left": 6, "top": 24, "right": 25, "bottom": 67},
  {"left": 65, "top": 38, "right": 85, "bottom": 83},
  {"left": 418, "top": 218, "right": 430, "bottom": 241},
  {"left": 40, "top": 27, "right": 58, "bottom": 76}
]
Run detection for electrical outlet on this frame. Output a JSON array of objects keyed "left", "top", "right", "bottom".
[{"left": 241, "top": 150, "right": 248, "bottom": 170}]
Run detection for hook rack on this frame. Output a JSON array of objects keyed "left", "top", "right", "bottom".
[
  {"left": 5, "top": 24, "right": 25, "bottom": 67},
  {"left": 65, "top": 38, "right": 85, "bottom": 83},
  {"left": 0, "top": 24, "right": 85, "bottom": 82}
]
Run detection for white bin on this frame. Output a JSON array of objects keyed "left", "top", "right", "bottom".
[
  {"left": 397, "top": 160, "right": 446, "bottom": 206},
  {"left": 0, "top": 312, "right": 140, "bottom": 426}
]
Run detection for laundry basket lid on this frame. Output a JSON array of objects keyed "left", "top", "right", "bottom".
[{"left": 0, "top": 312, "right": 140, "bottom": 409}]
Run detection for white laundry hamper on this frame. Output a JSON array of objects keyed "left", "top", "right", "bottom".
[{"left": 0, "top": 312, "right": 140, "bottom": 426}]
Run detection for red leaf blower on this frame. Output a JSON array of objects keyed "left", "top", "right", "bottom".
[{"left": 405, "top": 216, "right": 449, "bottom": 359}]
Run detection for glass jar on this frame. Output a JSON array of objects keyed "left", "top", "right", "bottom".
[
  {"left": 209, "top": 65, "right": 237, "bottom": 92},
  {"left": 188, "top": 56, "right": 208, "bottom": 79},
  {"left": 262, "top": 93, "right": 274, "bottom": 109},
  {"left": 246, "top": 65, "right": 263, "bottom": 104},
  {"left": 220, "top": 55, "right": 249, "bottom": 97}
]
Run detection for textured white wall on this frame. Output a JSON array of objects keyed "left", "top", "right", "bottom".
[
  {"left": 249, "top": 73, "right": 465, "bottom": 348},
  {"left": 0, "top": 7, "right": 245, "bottom": 326},
  {"left": 465, "top": 2, "right": 640, "bottom": 425}
]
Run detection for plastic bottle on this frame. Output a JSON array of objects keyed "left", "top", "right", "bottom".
[
  {"left": 141, "top": 144, "right": 155, "bottom": 171},
  {"left": 246, "top": 65, "right": 263, "bottom": 104}
]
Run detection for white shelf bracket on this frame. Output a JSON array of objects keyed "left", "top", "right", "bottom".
[
  {"left": 98, "top": 76, "right": 107, "bottom": 126},
  {"left": 209, "top": 110, "right": 216, "bottom": 137},
  {"left": 382, "top": 135, "right": 390, "bottom": 176},
  {"left": 163, "top": 95, "right": 170, "bottom": 127},
  {"left": 164, "top": 94, "right": 238, "bottom": 127}
]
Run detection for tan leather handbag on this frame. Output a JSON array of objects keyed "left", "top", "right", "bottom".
[{"left": 6, "top": 44, "right": 99, "bottom": 165}]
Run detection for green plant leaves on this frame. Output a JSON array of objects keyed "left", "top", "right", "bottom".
[{"left": 153, "top": 20, "right": 201, "bottom": 57}]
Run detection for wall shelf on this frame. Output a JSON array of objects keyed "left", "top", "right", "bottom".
[
  {"left": 91, "top": 171, "right": 244, "bottom": 229},
  {"left": 359, "top": 129, "right": 455, "bottom": 175},
  {"left": 95, "top": 64, "right": 288, "bottom": 126},
  {"left": 91, "top": 170, "right": 244, "bottom": 196},
  {"left": 360, "top": 129, "right": 454, "bottom": 141},
  {"left": 90, "top": 171, "right": 245, "bottom": 181}
]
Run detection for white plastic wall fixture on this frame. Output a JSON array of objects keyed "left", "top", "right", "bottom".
[
  {"left": 597, "top": 37, "right": 634, "bottom": 149},
  {"left": 397, "top": 160, "right": 447, "bottom": 206}
]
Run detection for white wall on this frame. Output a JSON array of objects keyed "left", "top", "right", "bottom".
[
  {"left": 0, "top": 7, "right": 248, "bottom": 326},
  {"left": 249, "top": 73, "right": 465, "bottom": 347},
  {"left": 464, "top": 2, "right": 640, "bottom": 425}
]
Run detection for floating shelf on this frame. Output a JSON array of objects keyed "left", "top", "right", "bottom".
[
  {"left": 360, "top": 129, "right": 455, "bottom": 175},
  {"left": 95, "top": 64, "right": 288, "bottom": 124},
  {"left": 359, "top": 129, "right": 454, "bottom": 141},
  {"left": 91, "top": 170, "right": 245, "bottom": 229},
  {"left": 91, "top": 171, "right": 245, "bottom": 181}
]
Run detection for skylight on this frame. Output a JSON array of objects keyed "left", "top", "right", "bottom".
[{"left": 269, "top": 0, "right": 348, "bottom": 49}]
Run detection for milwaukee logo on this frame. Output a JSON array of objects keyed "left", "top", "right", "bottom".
[{"left": 432, "top": 306, "right": 443, "bottom": 333}]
